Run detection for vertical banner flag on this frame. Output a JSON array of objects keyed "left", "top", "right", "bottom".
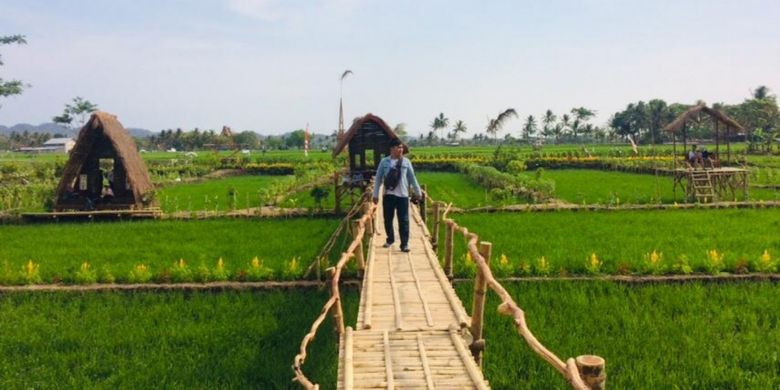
[{"left": 304, "top": 122, "right": 310, "bottom": 157}]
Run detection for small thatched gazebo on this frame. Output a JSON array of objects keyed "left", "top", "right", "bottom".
[
  {"left": 663, "top": 103, "right": 745, "bottom": 166},
  {"left": 331, "top": 113, "right": 403, "bottom": 213},
  {"left": 332, "top": 113, "right": 403, "bottom": 184},
  {"left": 54, "top": 112, "right": 155, "bottom": 211},
  {"left": 662, "top": 104, "right": 748, "bottom": 202}
]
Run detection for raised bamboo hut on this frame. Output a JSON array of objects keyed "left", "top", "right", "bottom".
[
  {"left": 332, "top": 113, "right": 403, "bottom": 212},
  {"left": 663, "top": 104, "right": 748, "bottom": 202},
  {"left": 664, "top": 103, "right": 745, "bottom": 165},
  {"left": 53, "top": 112, "right": 156, "bottom": 212}
]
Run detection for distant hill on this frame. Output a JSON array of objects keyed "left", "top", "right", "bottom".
[{"left": 0, "top": 123, "right": 154, "bottom": 138}]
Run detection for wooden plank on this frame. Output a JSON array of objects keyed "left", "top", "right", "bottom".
[
  {"left": 363, "top": 236, "right": 376, "bottom": 329},
  {"left": 345, "top": 327, "right": 354, "bottom": 390},
  {"left": 384, "top": 331, "right": 395, "bottom": 390},
  {"left": 387, "top": 250, "right": 403, "bottom": 330},
  {"left": 417, "top": 333, "right": 436, "bottom": 390},
  {"left": 448, "top": 327, "right": 489, "bottom": 390}
]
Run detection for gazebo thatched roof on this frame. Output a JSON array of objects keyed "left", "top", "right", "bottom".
[
  {"left": 663, "top": 104, "right": 745, "bottom": 134},
  {"left": 55, "top": 111, "right": 154, "bottom": 204},
  {"left": 332, "top": 113, "right": 401, "bottom": 157}
]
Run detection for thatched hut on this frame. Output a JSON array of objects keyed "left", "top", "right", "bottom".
[
  {"left": 663, "top": 103, "right": 745, "bottom": 165},
  {"left": 54, "top": 112, "right": 155, "bottom": 211},
  {"left": 332, "top": 113, "right": 403, "bottom": 184}
]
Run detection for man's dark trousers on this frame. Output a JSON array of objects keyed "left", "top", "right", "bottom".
[{"left": 383, "top": 194, "right": 409, "bottom": 248}]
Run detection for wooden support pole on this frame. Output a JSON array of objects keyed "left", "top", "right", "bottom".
[
  {"left": 470, "top": 241, "right": 492, "bottom": 365},
  {"left": 334, "top": 172, "right": 341, "bottom": 215},
  {"left": 432, "top": 202, "right": 440, "bottom": 251},
  {"left": 352, "top": 220, "right": 366, "bottom": 275},
  {"left": 576, "top": 355, "right": 606, "bottom": 390},
  {"left": 420, "top": 184, "right": 428, "bottom": 223},
  {"left": 444, "top": 220, "right": 455, "bottom": 280}
]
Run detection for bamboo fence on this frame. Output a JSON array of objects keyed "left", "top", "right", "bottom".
[
  {"left": 426, "top": 193, "right": 606, "bottom": 390},
  {"left": 292, "top": 188, "right": 376, "bottom": 389}
]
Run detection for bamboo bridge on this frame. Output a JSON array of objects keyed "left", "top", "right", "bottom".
[{"left": 293, "top": 193, "right": 606, "bottom": 389}]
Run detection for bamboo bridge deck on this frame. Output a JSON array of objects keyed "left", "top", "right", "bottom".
[{"left": 336, "top": 200, "right": 490, "bottom": 389}]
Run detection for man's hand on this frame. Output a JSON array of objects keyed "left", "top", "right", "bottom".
[{"left": 372, "top": 197, "right": 379, "bottom": 204}]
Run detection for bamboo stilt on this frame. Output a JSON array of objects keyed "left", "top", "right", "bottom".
[
  {"left": 352, "top": 220, "right": 365, "bottom": 273},
  {"left": 576, "top": 355, "right": 606, "bottom": 390},
  {"left": 432, "top": 202, "right": 440, "bottom": 251},
  {"left": 444, "top": 220, "right": 454, "bottom": 280},
  {"left": 470, "top": 241, "right": 491, "bottom": 365}
]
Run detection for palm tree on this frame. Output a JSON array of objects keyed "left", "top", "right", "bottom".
[
  {"left": 522, "top": 115, "right": 537, "bottom": 141},
  {"left": 452, "top": 120, "right": 467, "bottom": 140},
  {"left": 542, "top": 110, "right": 556, "bottom": 139},
  {"left": 485, "top": 108, "right": 518, "bottom": 143},
  {"left": 560, "top": 113, "right": 571, "bottom": 140},
  {"left": 430, "top": 113, "right": 449, "bottom": 142},
  {"left": 393, "top": 123, "right": 407, "bottom": 137},
  {"left": 753, "top": 85, "right": 771, "bottom": 100}
]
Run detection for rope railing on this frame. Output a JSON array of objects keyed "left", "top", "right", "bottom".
[
  {"left": 292, "top": 188, "right": 377, "bottom": 389},
  {"left": 425, "top": 192, "right": 606, "bottom": 390}
]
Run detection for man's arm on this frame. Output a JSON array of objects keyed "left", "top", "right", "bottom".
[
  {"left": 406, "top": 159, "right": 422, "bottom": 198},
  {"left": 373, "top": 159, "right": 386, "bottom": 201}
]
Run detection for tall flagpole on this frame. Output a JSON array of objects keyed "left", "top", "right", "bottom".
[
  {"left": 304, "top": 122, "right": 310, "bottom": 157},
  {"left": 338, "top": 70, "right": 353, "bottom": 143}
]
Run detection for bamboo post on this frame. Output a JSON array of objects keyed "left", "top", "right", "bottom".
[
  {"left": 352, "top": 220, "right": 366, "bottom": 274},
  {"left": 362, "top": 201, "right": 374, "bottom": 236},
  {"left": 334, "top": 172, "right": 341, "bottom": 215},
  {"left": 470, "top": 241, "right": 492, "bottom": 365},
  {"left": 420, "top": 184, "right": 428, "bottom": 223},
  {"left": 576, "top": 355, "right": 606, "bottom": 390},
  {"left": 444, "top": 220, "right": 454, "bottom": 280},
  {"left": 432, "top": 202, "right": 440, "bottom": 250},
  {"left": 329, "top": 267, "right": 346, "bottom": 335}
]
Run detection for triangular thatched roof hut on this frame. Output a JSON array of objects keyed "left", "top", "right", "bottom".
[
  {"left": 663, "top": 103, "right": 745, "bottom": 164},
  {"left": 332, "top": 113, "right": 404, "bottom": 177},
  {"left": 663, "top": 103, "right": 744, "bottom": 134},
  {"left": 54, "top": 112, "right": 155, "bottom": 211}
]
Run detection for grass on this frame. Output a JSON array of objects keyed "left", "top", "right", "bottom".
[
  {"left": 532, "top": 169, "right": 676, "bottom": 204},
  {"left": 0, "top": 287, "right": 359, "bottom": 388},
  {"left": 448, "top": 208, "right": 780, "bottom": 276},
  {"left": 416, "top": 172, "right": 523, "bottom": 208},
  {"left": 156, "top": 175, "right": 294, "bottom": 213},
  {"left": 523, "top": 169, "right": 779, "bottom": 204},
  {"left": 0, "top": 218, "right": 338, "bottom": 283},
  {"left": 455, "top": 280, "right": 780, "bottom": 389}
]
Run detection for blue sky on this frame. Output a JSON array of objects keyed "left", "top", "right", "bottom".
[{"left": 1, "top": 0, "right": 778, "bottom": 136}]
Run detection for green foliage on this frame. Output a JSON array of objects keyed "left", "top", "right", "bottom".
[
  {"left": 456, "top": 281, "right": 780, "bottom": 388},
  {"left": 281, "top": 257, "right": 302, "bottom": 280},
  {"left": 52, "top": 97, "right": 99, "bottom": 130},
  {"left": 74, "top": 262, "right": 98, "bottom": 285},
  {"left": 194, "top": 262, "right": 211, "bottom": 282},
  {"left": 127, "top": 264, "right": 152, "bottom": 284},
  {"left": 170, "top": 259, "right": 194, "bottom": 283},
  {"left": 0, "top": 219, "right": 338, "bottom": 284},
  {"left": 0, "top": 34, "right": 27, "bottom": 102},
  {"left": 20, "top": 260, "right": 42, "bottom": 285},
  {"left": 98, "top": 265, "right": 115, "bottom": 284},
  {"left": 452, "top": 209, "right": 780, "bottom": 277},
  {"left": 0, "top": 289, "right": 359, "bottom": 388},
  {"left": 245, "top": 256, "right": 274, "bottom": 281}
]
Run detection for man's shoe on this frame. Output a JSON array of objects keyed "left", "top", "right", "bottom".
[
  {"left": 383, "top": 242, "right": 393, "bottom": 248},
  {"left": 401, "top": 246, "right": 410, "bottom": 252}
]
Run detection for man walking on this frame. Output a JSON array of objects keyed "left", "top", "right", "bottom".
[{"left": 372, "top": 138, "right": 422, "bottom": 252}]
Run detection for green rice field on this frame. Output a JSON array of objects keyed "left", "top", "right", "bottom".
[
  {"left": 0, "top": 218, "right": 338, "bottom": 283},
  {"left": 522, "top": 169, "right": 779, "bottom": 204},
  {"left": 455, "top": 280, "right": 780, "bottom": 389},
  {"left": 0, "top": 288, "right": 359, "bottom": 388},
  {"left": 156, "top": 175, "right": 294, "bottom": 213},
  {"left": 416, "top": 172, "right": 521, "bottom": 208},
  {"left": 448, "top": 208, "right": 780, "bottom": 276}
]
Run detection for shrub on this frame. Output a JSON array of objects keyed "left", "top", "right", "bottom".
[
  {"left": 20, "top": 260, "right": 42, "bottom": 285},
  {"left": 74, "top": 262, "right": 98, "bottom": 285},
  {"left": 246, "top": 256, "right": 274, "bottom": 281},
  {"left": 170, "top": 259, "right": 194, "bottom": 283},
  {"left": 127, "top": 264, "right": 153, "bottom": 284},
  {"left": 212, "top": 258, "right": 229, "bottom": 281}
]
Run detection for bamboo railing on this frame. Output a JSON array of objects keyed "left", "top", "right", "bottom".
[
  {"left": 292, "top": 189, "right": 377, "bottom": 389},
  {"left": 425, "top": 194, "right": 606, "bottom": 390}
]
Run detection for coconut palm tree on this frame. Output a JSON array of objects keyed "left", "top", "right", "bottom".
[
  {"left": 522, "top": 115, "right": 537, "bottom": 141},
  {"left": 485, "top": 108, "right": 518, "bottom": 144},
  {"left": 430, "top": 113, "right": 449, "bottom": 142},
  {"left": 452, "top": 120, "right": 467, "bottom": 140},
  {"left": 542, "top": 110, "right": 556, "bottom": 139}
]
